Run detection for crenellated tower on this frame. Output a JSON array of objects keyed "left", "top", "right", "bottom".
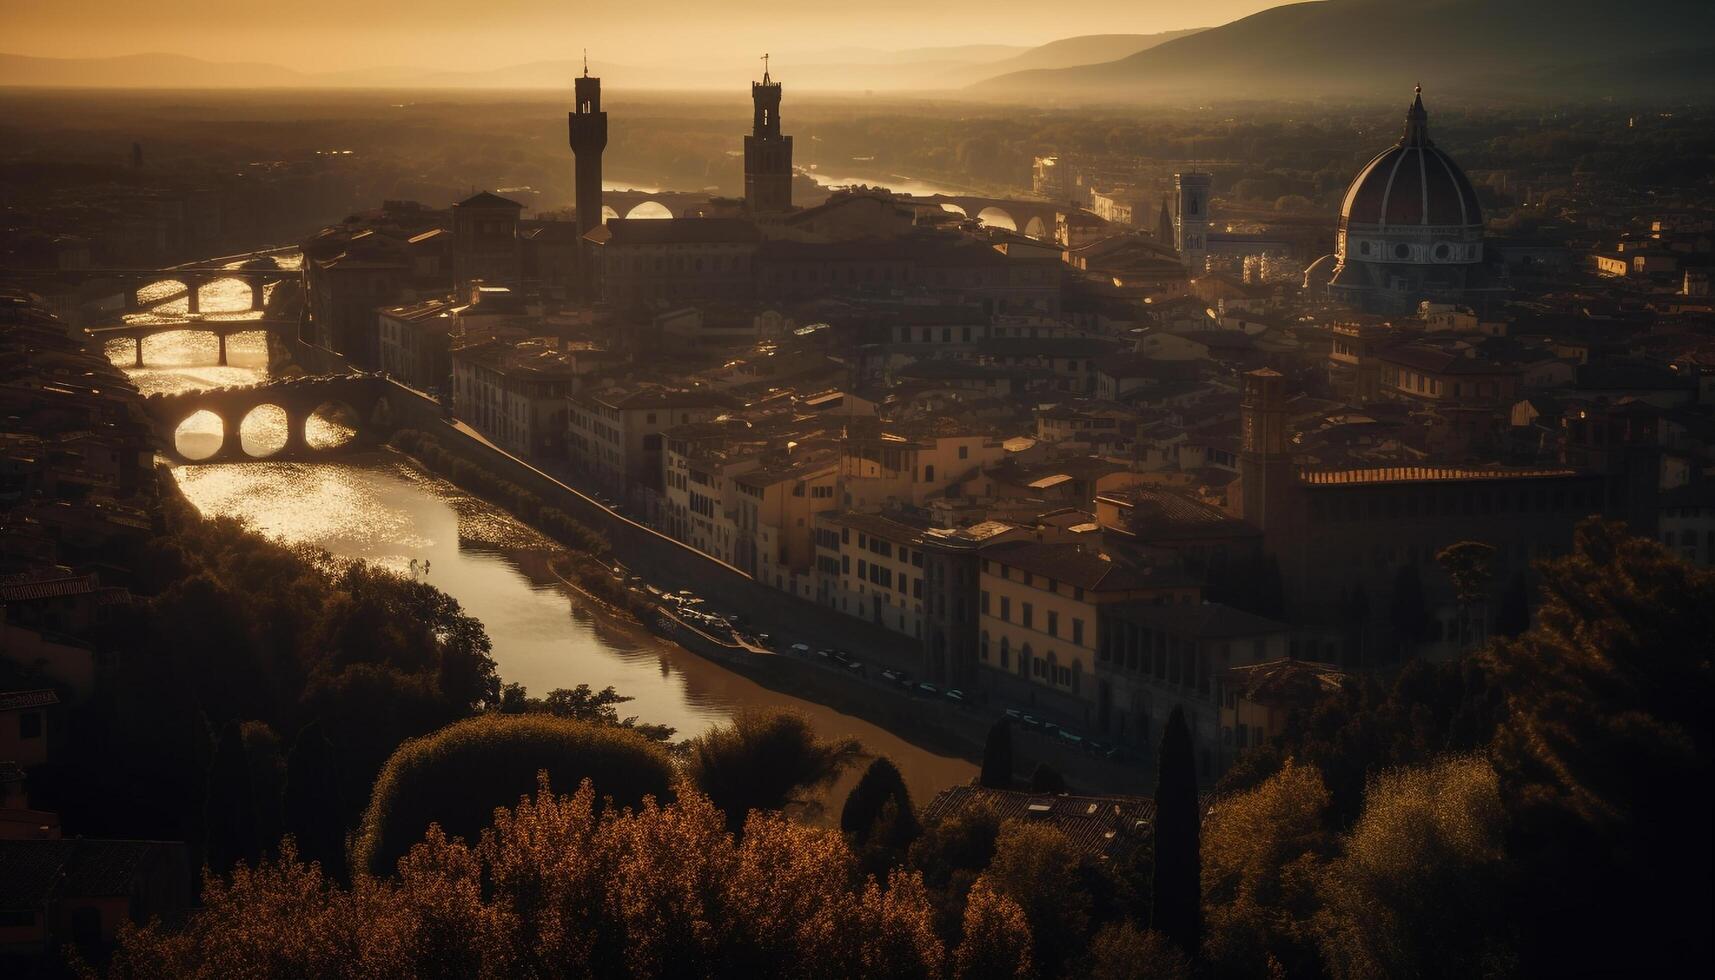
[
  {"left": 743, "top": 55, "right": 793, "bottom": 214},
  {"left": 568, "top": 55, "right": 608, "bottom": 297}
]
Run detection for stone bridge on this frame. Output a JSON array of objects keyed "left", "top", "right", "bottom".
[
  {"left": 88, "top": 317, "right": 299, "bottom": 367},
  {"left": 1, "top": 248, "right": 302, "bottom": 313},
  {"left": 599, "top": 189, "right": 722, "bottom": 221},
  {"left": 144, "top": 374, "right": 397, "bottom": 464},
  {"left": 908, "top": 195, "right": 1074, "bottom": 240}
]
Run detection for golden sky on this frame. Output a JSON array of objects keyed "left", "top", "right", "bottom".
[{"left": 3, "top": 0, "right": 1278, "bottom": 71}]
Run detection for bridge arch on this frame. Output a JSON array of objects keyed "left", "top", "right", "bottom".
[
  {"left": 939, "top": 203, "right": 969, "bottom": 218},
  {"left": 1024, "top": 215, "right": 1048, "bottom": 239},
  {"left": 237, "top": 404, "right": 289, "bottom": 459},
  {"left": 976, "top": 207, "right": 1017, "bottom": 232},
  {"left": 306, "top": 400, "right": 360, "bottom": 451},
  {"left": 174, "top": 410, "right": 225, "bottom": 461},
  {"left": 625, "top": 201, "right": 673, "bottom": 220},
  {"left": 601, "top": 205, "right": 621, "bottom": 223}
]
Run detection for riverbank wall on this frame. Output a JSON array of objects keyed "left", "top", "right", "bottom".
[{"left": 379, "top": 381, "right": 1147, "bottom": 790}]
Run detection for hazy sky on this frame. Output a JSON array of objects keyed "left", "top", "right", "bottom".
[{"left": 4, "top": 1, "right": 1279, "bottom": 71}]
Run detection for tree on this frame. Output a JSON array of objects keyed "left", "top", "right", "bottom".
[
  {"left": 240, "top": 721, "right": 287, "bottom": 862},
  {"left": 498, "top": 683, "right": 676, "bottom": 743},
  {"left": 841, "top": 757, "right": 921, "bottom": 851},
  {"left": 686, "top": 707, "right": 863, "bottom": 832},
  {"left": 980, "top": 718, "right": 1015, "bottom": 789},
  {"left": 1436, "top": 541, "right": 1496, "bottom": 649},
  {"left": 1201, "top": 760, "right": 1335, "bottom": 978},
  {"left": 281, "top": 721, "right": 349, "bottom": 879},
  {"left": 1087, "top": 922, "right": 1191, "bottom": 980},
  {"left": 204, "top": 719, "right": 258, "bottom": 875},
  {"left": 953, "top": 879, "right": 1035, "bottom": 980},
  {"left": 1316, "top": 756, "right": 1513, "bottom": 979},
  {"left": 1388, "top": 564, "right": 1432, "bottom": 657},
  {"left": 1028, "top": 763, "right": 1067, "bottom": 794},
  {"left": 354, "top": 713, "right": 675, "bottom": 877},
  {"left": 1151, "top": 706, "right": 1201, "bottom": 960},
  {"left": 109, "top": 779, "right": 950, "bottom": 979},
  {"left": 986, "top": 821, "right": 1091, "bottom": 979},
  {"left": 1478, "top": 521, "right": 1714, "bottom": 975}
]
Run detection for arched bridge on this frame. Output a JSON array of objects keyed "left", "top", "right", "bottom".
[
  {"left": 144, "top": 374, "right": 396, "bottom": 465},
  {"left": 1, "top": 249, "right": 301, "bottom": 313},
  {"left": 88, "top": 317, "right": 298, "bottom": 367},
  {"left": 599, "top": 190, "right": 721, "bottom": 221},
  {"left": 908, "top": 195, "right": 1075, "bottom": 240}
]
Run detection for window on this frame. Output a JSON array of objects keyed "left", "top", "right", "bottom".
[
  {"left": 1072, "top": 618, "right": 1084, "bottom": 646},
  {"left": 1000, "top": 596, "right": 1011, "bottom": 621},
  {"left": 1047, "top": 611, "right": 1059, "bottom": 637},
  {"left": 981, "top": 590, "right": 991, "bottom": 614},
  {"left": 1022, "top": 603, "right": 1034, "bottom": 629},
  {"left": 959, "top": 445, "right": 969, "bottom": 459}
]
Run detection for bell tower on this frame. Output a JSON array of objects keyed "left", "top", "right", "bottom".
[
  {"left": 568, "top": 55, "right": 607, "bottom": 238},
  {"left": 1239, "top": 368, "right": 1294, "bottom": 532},
  {"left": 568, "top": 54, "right": 607, "bottom": 297},
  {"left": 744, "top": 55, "right": 793, "bottom": 214},
  {"left": 1173, "top": 171, "right": 1212, "bottom": 272}
]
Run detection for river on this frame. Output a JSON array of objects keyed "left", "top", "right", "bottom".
[{"left": 107, "top": 261, "right": 976, "bottom": 813}]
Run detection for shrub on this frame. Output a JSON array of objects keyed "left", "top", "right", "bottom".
[{"left": 353, "top": 713, "right": 674, "bottom": 877}]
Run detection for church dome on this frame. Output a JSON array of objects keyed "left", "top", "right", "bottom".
[{"left": 1340, "top": 88, "right": 1482, "bottom": 231}]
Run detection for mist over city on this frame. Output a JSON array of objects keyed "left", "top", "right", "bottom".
[{"left": 1, "top": 1, "right": 1711, "bottom": 977}]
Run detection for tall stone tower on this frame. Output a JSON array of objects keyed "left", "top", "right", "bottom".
[
  {"left": 568, "top": 57, "right": 607, "bottom": 298},
  {"left": 1173, "top": 172, "right": 1212, "bottom": 272},
  {"left": 568, "top": 59, "right": 607, "bottom": 238},
  {"left": 744, "top": 57, "right": 793, "bottom": 214},
  {"left": 1238, "top": 368, "right": 1294, "bottom": 534}
]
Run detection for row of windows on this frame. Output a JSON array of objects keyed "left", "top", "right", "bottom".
[
  {"left": 980, "top": 590, "right": 1086, "bottom": 643},
  {"left": 978, "top": 632, "right": 1084, "bottom": 693}
]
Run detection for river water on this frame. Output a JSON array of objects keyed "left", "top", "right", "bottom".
[{"left": 107, "top": 261, "right": 975, "bottom": 812}]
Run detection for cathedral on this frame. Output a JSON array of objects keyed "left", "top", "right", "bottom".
[{"left": 1312, "top": 87, "right": 1507, "bottom": 314}]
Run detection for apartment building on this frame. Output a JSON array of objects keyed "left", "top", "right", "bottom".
[
  {"left": 568, "top": 384, "right": 733, "bottom": 501},
  {"left": 449, "top": 339, "right": 579, "bottom": 459},
  {"left": 977, "top": 541, "right": 1198, "bottom": 728}
]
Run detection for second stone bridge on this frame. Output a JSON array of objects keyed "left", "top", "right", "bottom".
[{"left": 144, "top": 374, "right": 400, "bottom": 464}]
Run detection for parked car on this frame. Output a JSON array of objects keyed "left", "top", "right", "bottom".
[
  {"left": 944, "top": 689, "right": 966, "bottom": 703},
  {"left": 790, "top": 643, "right": 811, "bottom": 655},
  {"left": 814, "top": 648, "right": 833, "bottom": 661},
  {"left": 1085, "top": 739, "right": 1119, "bottom": 759},
  {"left": 895, "top": 673, "right": 914, "bottom": 690},
  {"left": 917, "top": 682, "right": 940, "bottom": 697},
  {"left": 1021, "top": 714, "right": 1043, "bottom": 730},
  {"left": 881, "top": 669, "right": 901, "bottom": 683},
  {"left": 1004, "top": 708, "right": 1025, "bottom": 723},
  {"left": 833, "top": 650, "right": 851, "bottom": 664},
  {"left": 1057, "top": 729, "right": 1084, "bottom": 747},
  {"left": 846, "top": 661, "right": 865, "bottom": 674}
]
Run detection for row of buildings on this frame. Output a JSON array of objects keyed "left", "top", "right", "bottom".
[{"left": 283, "top": 81, "right": 1715, "bottom": 779}]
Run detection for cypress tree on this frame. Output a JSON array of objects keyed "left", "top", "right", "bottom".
[
  {"left": 840, "top": 757, "right": 919, "bottom": 847},
  {"left": 980, "top": 718, "right": 1014, "bottom": 789},
  {"left": 282, "top": 721, "right": 349, "bottom": 879},
  {"left": 1151, "top": 705, "right": 1201, "bottom": 959},
  {"left": 204, "top": 719, "right": 258, "bottom": 875}
]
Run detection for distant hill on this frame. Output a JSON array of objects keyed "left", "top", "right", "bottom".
[
  {"left": 974, "top": 0, "right": 1715, "bottom": 102},
  {"left": 941, "top": 30, "right": 1205, "bottom": 87}
]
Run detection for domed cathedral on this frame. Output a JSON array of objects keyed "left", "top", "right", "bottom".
[{"left": 1320, "top": 87, "right": 1507, "bottom": 314}]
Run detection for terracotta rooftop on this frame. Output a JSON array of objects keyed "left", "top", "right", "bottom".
[{"left": 920, "top": 785, "right": 1154, "bottom": 861}]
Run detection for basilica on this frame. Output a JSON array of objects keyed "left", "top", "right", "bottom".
[{"left": 1310, "top": 87, "right": 1508, "bottom": 314}]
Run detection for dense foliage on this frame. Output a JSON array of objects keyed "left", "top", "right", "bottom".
[
  {"left": 354, "top": 713, "right": 677, "bottom": 877},
  {"left": 39, "top": 491, "right": 498, "bottom": 879},
  {"left": 89, "top": 520, "right": 1712, "bottom": 978},
  {"left": 685, "top": 707, "right": 864, "bottom": 831}
]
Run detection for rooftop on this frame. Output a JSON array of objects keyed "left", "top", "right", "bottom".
[{"left": 920, "top": 785, "right": 1153, "bottom": 861}]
